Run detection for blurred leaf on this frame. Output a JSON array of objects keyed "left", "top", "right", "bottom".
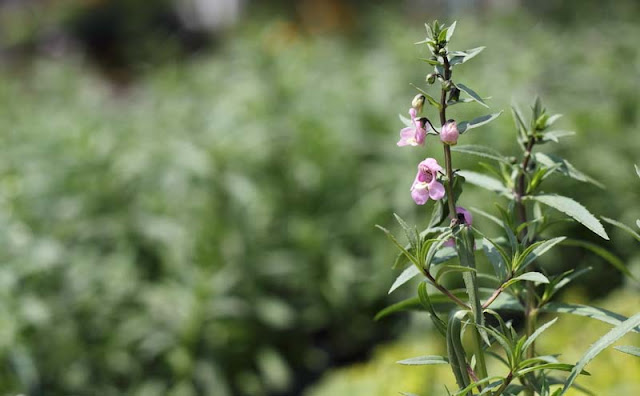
[
  {"left": 447, "top": 311, "right": 471, "bottom": 390},
  {"left": 410, "top": 84, "right": 441, "bottom": 109},
  {"left": 541, "top": 303, "right": 640, "bottom": 332},
  {"left": 560, "top": 239, "right": 634, "bottom": 280},
  {"left": 396, "top": 355, "right": 449, "bottom": 365},
  {"left": 504, "top": 272, "right": 550, "bottom": 289},
  {"left": 458, "top": 111, "right": 503, "bottom": 134},
  {"left": 534, "top": 152, "right": 604, "bottom": 188},
  {"left": 529, "top": 195, "right": 609, "bottom": 240},
  {"left": 516, "top": 237, "right": 566, "bottom": 271},
  {"left": 542, "top": 130, "right": 575, "bottom": 143},
  {"left": 482, "top": 237, "right": 509, "bottom": 281},
  {"left": 455, "top": 83, "right": 489, "bottom": 108},
  {"left": 388, "top": 265, "right": 421, "bottom": 294},
  {"left": 457, "top": 170, "right": 510, "bottom": 194},
  {"left": 560, "top": 313, "right": 640, "bottom": 395},
  {"left": 601, "top": 216, "right": 640, "bottom": 242},
  {"left": 517, "top": 363, "right": 589, "bottom": 376},
  {"left": 451, "top": 145, "right": 510, "bottom": 164},
  {"left": 521, "top": 318, "right": 558, "bottom": 357},
  {"left": 448, "top": 47, "right": 485, "bottom": 66},
  {"left": 446, "top": 21, "right": 457, "bottom": 42},
  {"left": 614, "top": 345, "right": 640, "bottom": 357},
  {"left": 418, "top": 282, "right": 447, "bottom": 336}
]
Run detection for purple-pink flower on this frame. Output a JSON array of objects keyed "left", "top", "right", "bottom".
[
  {"left": 397, "top": 108, "right": 427, "bottom": 147},
  {"left": 440, "top": 121, "right": 459, "bottom": 145},
  {"left": 410, "top": 158, "right": 445, "bottom": 205}
]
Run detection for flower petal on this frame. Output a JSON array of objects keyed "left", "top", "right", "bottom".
[
  {"left": 428, "top": 182, "right": 445, "bottom": 200},
  {"left": 411, "top": 186, "right": 429, "bottom": 205}
]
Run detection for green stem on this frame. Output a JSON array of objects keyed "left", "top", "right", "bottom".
[{"left": 440, "top": 55, "right": 458, "bottom": 224}]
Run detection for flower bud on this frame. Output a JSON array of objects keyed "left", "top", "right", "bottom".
[
  {"left": 438, "top": 47, "right": 447, "bottom": 56},
  {"left": 411, "top": 94, "right": 426, "bottom": 113},
  {"left": 440, "top": 120, "right": 459, "bottom": 145},
  {"left": 426, "top": 73, "right": 436, "bottom": 84},
  {"left": 442, "top": 80, "right": 452, "bottom": 92}
]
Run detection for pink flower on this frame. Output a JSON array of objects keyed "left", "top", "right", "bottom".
[
  {"left": 440, "top": 121, "right": 459, "bottom": 145},
  {"left": 397, "top": 108, "right": 427, "bottom": 147},
  {"left": 444, "top": 207, "right": 473, "bottom": 247},
  {"left": 410, "top": 158, "right": 445, "bottom": 205}
]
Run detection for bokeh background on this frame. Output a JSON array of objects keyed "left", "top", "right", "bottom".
[{"left": 0, "top": 0, "right": 639, "bottom": 395}]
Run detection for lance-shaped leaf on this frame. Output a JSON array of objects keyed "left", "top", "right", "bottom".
[
  {"left": 614, "top": 345, "right": 640, "bottom": 357},
  {"left": 445, "top": 21, "right": 457, "bottom": 42},
  {"left": 534, "top": 152, "right": 604, "bottom": 188},
  {"left": 455, "top": 83, "right": 489, "bottom": 108},
  {"left": 540, "top": 303, "right": 640, "bottom": 332},
  {"left": 458, "top": 111, "right": 503, "bottom": 134},
  {"left": 560, "top": 239, "right": 634, "bottom": 280},
  {"left": 388, "top": 265, "right": 422, "bottom": 294},
  {"left": 602, "top": 216, "right": 640, "bottom": 242},
  {"left": 515, "top": 237, "right": 566, "bottom": 271},
  {"left": 528, "top": 195, "right": 609, "bottom": 240},
  {"left": 503, "top": 272, "right": 550, "bottom": 289},
  {"left": 516, "top": 363, "right": 589, "bottom": 377},
  {"left": 397, "top": 355, "right": 449, "bottom": 365},
  {"left": 482, "top": 237, "right": 509, "bottom": 281},
  {"left": 451, "top": 144, "right": 511, "bottom": 164},
  {"left": 447, "top": 311, "right": 471, "bottom": 392},
  {"left": 449, "top": 46, "right": 485, "bottom": 66},
  {"left": 521, "top": 318, "right": 558, "bottom": 357},
  {"left": 457, "top": 170, "right": 510, "bottom": 195},
  {"left": 635, "top": 164, "right": 640, "bottom": 178},
  {"left": 418, "top": 281, "right": 447, "bottom": 336},
  {"left": 560, "top": 313, "right": 640, "bottom": 395},
  {"left": 542, "top": 130, "right": 576, "bottom": 143}
]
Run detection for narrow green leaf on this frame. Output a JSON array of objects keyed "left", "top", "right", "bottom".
[
  {"left": 549, "top": 267, "right": 592, "bottom": 297},
  {"left": 511, "top": 104, "right": 528, "bottom": 139},
  {"left": 614, "top": 345, "right": 640, "bottom": 357},
  {"left": 534, "top": 153, "right": 603, "bottom": 188},
  {"left": 560, "top": 239, "right": 634, "bottom": 280},
  {"left": 528, "top": 195, "right": 609, "bottom": 240},
  {"left": 435, "top": 265, "right": 477, "bottom": 283},
  {"left": 541, "top": 303, "right": 640, "bottom": 332},
  {"left": 453, "top": 376, "right": 504, "bottom": 396},
  {"left": 602, "top": 216, "right": 640, "bottom": 242},
  {"left": 446, "top": 21, "right": 457, "bottom": 42},
  {"left": 455, "top": 83, "right": 489, "bottom": 108},
  {"left": 376, "top": 225, "right": 420, "bottom": 266},
  {"left": 410, "top": 84, "right": 441, "bottom": 109},
  {"left": 388, "top": 265, "right": 422, "bottom": 294},
  {"left": 542, "top": 130, "right": 575, "bottom": 143},
  {"left": 393, "top": 213, "right": 419, "bottom": 248},
  {"left": 451, "top": 145, "right": 510, "bottom": 164},
  {"left": 635, "top": 164, "right": 640, "bottom": 178},
  {"left": 418, "top": 282, "right": 447, "bottom": 336},
  {"left": 448, "top": 46, "right": 485, "bottom": 66},
  {"left": 419, "top": 57, "right": 443, "bottom": 66},
  {"left": 457, "top": 170, "right": 510, "bottom": 194},
  {"left": 482, "top": 238, "right": 509, "bottom": 281},
  {"left": 545, "top": 113, "right": 563, "bottom": 127},
  {"left": 521, "top": 318, "right": 558, "bottom": 357},
  {"left": 374, "top": 297, "right": 421, "bottom": 321},
  {"left": 504, "top": 272, "right": 550, "bottom": 289},
  {"left": 447, "top": 311, "right": 471, "bottom": 391},
  {"left": 397, "top": 355, "right": 449, "bottom": 365},
  {"left": 560, "top": 313, "right": 640, "bottom": 395},
  {"left": 516, "top": 237, "right": 566, "bottom": 271},
  {"left": 458, "top": 111, "right": 503, "bottom": 134},
  {"left": 517, "top": 363, "right": 588, "bottom": 377}
]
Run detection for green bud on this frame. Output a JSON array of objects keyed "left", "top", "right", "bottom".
[
  {"left": 426, "top": 74, "right": 436, "bottom": 84},
  {"left": 442, "top": 80, "right": 452, "bottom": 92},
  {"left": 411, "top": 94, "right": 426, "bottom": 113},
  {"left": 438, "top": 47, "right": 447, "bottom": 56}
]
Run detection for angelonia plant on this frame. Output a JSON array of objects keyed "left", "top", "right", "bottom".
[{"left": 376, "top": 21, "right": 640, "bottom": 396}]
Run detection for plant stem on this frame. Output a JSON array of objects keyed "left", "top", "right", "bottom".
[
  {"left": 516, "top": 134, "right": 537, "bottom": 396},
  {"left": 492, "top": 371, "right": 514, "bottom": 396},
  {"left": 425, "top": 272, "right": 470, "bottom": 310},
  {"left": 440, "top": 56, "right": 458, "bottom": 224}
]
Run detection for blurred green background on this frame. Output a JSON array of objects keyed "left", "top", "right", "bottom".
[{"left": 0, "top": 1, "right": 639, "bottom": 395}]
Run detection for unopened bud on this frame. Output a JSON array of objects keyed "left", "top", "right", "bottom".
[
  {"left": 412, "top": 94, "right": 426, "bottom": 113},
  {"left": 426, "top": 73, "right": 436, "bottom": 84},
  {"left": 440, "top": 120, "right": 459, "bottom": 145},
  {"left": 438, "top": 47, "right": 447, "bottom": 56},
  {"left": 442, "top": 80, "right": 453, "bottom": 92}
]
